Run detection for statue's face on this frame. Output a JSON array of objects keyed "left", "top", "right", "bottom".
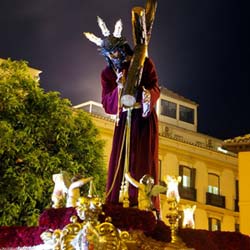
[{"left": 107, "top": 48, "right": 126, "bottom": 70}]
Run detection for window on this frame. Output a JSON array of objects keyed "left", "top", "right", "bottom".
[
  {"left": 208, "top": 173, "right": 219, "bottom": 195},
  {"left": 179, "top": 105, "right": 194, "bottom": 124},
  {"left": 208, "top": 217, "right": 221, "bottom": 231},
  {"left": 160, "top": 100, "right": 177, "bottom": 119},
  {"left": 179, "top": 165, "right": 197, "bottom": 201},
  {"left": 206, "top": 174, "right": 225, "bottom": 208},
  {"left": 179, "top": 165, "right": 196, "bottom": 188}
]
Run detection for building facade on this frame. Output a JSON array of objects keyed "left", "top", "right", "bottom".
[
  {"left": 223, "top": 135, "right": 250, "bottom": 235},
  {"left": 74, "top": 87, "right": 239, "bottom": 233}
]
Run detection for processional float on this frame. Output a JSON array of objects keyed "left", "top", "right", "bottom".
[{"left": 35, "top": 1, "right": 196, "bottom": 249}]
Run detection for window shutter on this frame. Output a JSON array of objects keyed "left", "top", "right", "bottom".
[
  {"left": 191, "top": 168, "right": 196, "bottom": 188},
  {"left": 179, "top": 165, "right": 184, "bottom": 186}
]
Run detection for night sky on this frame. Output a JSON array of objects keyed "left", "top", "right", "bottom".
[{"left": 0, "top": 0, "right": 249, "bottom": 140}]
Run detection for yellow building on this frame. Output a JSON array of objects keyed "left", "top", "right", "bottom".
[
  {"left": 74, "top": 87, "right": 239, "bottom": 233},
  {"left": 222, "top": 135, "right": 250, "bottom": 236}
]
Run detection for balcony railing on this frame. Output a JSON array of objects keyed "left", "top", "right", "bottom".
[
  {"left": 179, "top": 186, "right": 197, "bottom": 201},
  {"left": 206, "top": 192, "right": 225, "bottom": 208}
]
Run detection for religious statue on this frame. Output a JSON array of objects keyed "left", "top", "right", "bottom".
[
  {"left": 51, "top": 172, "right": 93, "bottom": 208},
  {"left": 84, "top": 0, "right": 160, "bottom": 211},
  {"left": 66, "top": 175, "right": 94, "bottom": 208},
  {"left": 125, "top": 172, "right": 166, "bottom": 211},
  {"left": 51, "top": 172, "right": 71, "bottom": 208}
]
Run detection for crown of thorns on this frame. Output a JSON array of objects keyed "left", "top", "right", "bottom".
[{"left": 84, "top": 16, "right": 128, "bottom": 55}]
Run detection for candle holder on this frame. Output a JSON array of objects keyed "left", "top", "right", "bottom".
[
  {"left": 165, "top": 175, "right": 186, "bottom": 246},
  {"left": 166, "top": 197, "right": 182, "bottom": 244}
]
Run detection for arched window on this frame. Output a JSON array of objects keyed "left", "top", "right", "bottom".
[
  {"left": 208, "top": 173, "right": 220, "bottom": 195},
  {"left": 179, "top": 165, "right": 196, "bottom": 188}
]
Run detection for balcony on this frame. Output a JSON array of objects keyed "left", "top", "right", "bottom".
[
  {"left": 179, "top": 186, "right": 197, "bottom": 201},
  {"left": 206, "top": 192, "right": 225, "bottom": 208}
]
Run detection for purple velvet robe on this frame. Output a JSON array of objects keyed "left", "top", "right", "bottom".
[{"left": 101, "top": 58, "right": 160, "bottom": 209}]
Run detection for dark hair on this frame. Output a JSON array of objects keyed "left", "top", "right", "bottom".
[
  {"left": 99, "top": 35, "right": 133, "bottom": 56},
  {"left": 140, "top": 174, "right": 154, "bottom": 185},
  {"left": 122, "top": 43, "right": 134, "bottom": 56}
]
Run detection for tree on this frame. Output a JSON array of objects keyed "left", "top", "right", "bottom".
[{"left": 0, "top": 59, "right": 106, "bottom": 226}]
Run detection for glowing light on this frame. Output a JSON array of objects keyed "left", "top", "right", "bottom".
[
  {"left": 182, "top": 205, "right": 196, "bottom": 229},
  {"left": 165, "top": 175, "right": 181, "bottom": 202},
  {"left": 217, "top": 146, "right": 228, "bottom": 154}
]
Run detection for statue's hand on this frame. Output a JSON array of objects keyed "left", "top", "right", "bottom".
[
  {"left": 142, "top": 86, "right": 151, "bottom": 117},
  {"left": 116, "top": 70, "right": 124, "bottom": 89},
  {"left": 142, "top": 86, "right": 151, "bottom": 103}
]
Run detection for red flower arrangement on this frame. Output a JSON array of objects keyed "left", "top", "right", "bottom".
[
  {"left": 145, "top": 219, "right": 171, "bottom": 242},
  {"left": 39, "top": 207, "right": 77, "bottom": 229},
  {"left": 0, "top": 226, "right": 44, "bottom": 248},
  {"left": 179, "top": 228, "right": 250, "bottom": 250},
  {"left": 101, "top": 203, "right": 157, "bottom": 232}
]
